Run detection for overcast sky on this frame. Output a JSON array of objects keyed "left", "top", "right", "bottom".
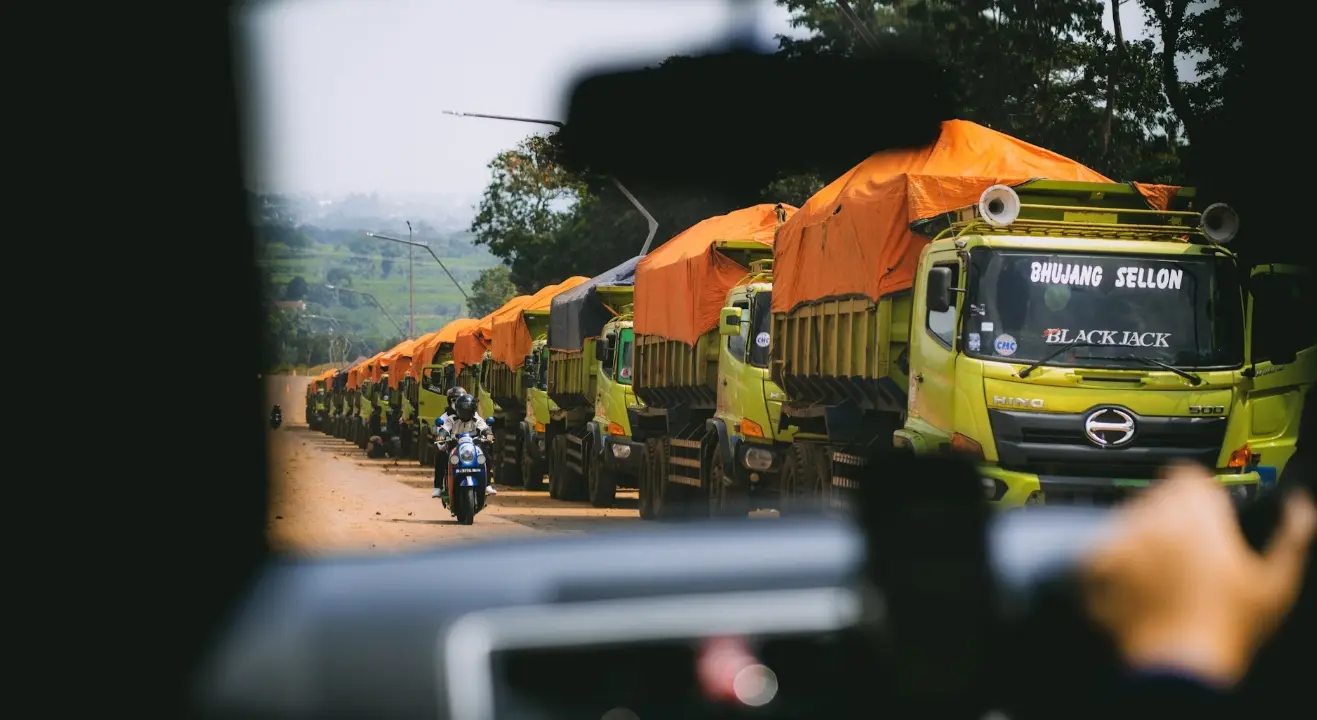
[{"left": 236, "top": 0, "right": 1173, "bottom": 202}]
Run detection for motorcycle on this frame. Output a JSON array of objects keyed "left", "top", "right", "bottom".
[
  {"left": 269, "top": 405, "right": 282, "bottom": 429},
  {"left": 440, "top": 431, "right": 490, "bottom": 525}
]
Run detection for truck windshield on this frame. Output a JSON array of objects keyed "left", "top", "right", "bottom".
[
  {"left": 964, "top": 249, "right": 1243, "bottom": 369},
  {"left": 617, "top": 329, "right": 634, "bottom": 385},
  {"left": 747, "top": 291, "right": 772, "bottom": 368}
]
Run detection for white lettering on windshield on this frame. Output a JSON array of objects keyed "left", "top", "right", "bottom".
[
  {"left": 1042, "top": 328, "right": 1171, "bottom": 348},
  {"left": 1114, "top": 266, "right": 1183, "bottom": 290},
  {"left": 1030, "top": 261, "right": 1104, "bottom": 286}
]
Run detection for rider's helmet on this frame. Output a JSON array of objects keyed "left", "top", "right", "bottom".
[
  {"left": 446, "top": 385, "right": 467, "bottom": 406},
  {"left": 453, "top": 393, "right": 477, "bottom": 422}
]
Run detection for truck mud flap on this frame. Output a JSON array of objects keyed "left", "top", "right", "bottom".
[{"left": 704, "top": 418, "right": 736, "bottom": 478}]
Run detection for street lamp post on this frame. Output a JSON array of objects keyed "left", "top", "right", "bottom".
[
  {"left": 406, "top": 220, "right": 415, "bottom": 338},
  {"left": 366, "top": 231, "right": 472, "bottom": 306},
  {"left": 442, "top": 110, "right": 660, "bottom": 255},
  {"left": 325, "top": 284, "right": 407, "bottom": 339}
]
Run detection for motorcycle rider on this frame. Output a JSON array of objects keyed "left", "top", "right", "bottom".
[{"left": 432, "top": 392, "right": 497, "bottom": 501}]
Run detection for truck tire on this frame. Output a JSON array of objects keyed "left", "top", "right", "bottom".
[
  {"left": 521, "top": 435, "right": 545, "bottom": 491},
  {"left": 639, "top": 438, "right": 662, "bottom": 520},
  {"left": 587, "top": 441, "right": 616, "bottom": 508},
  {"left": 706, "top": 439, "right": 739, "bottom": 517},
  {"left": 561, "top": 436, "right": 587, "bottom": 502},
  {"left": 548, "top": 435, "right": 565, "bottom": 499},
  {"left": 781, "top": 443, "right": 829, "bottom": 514}
]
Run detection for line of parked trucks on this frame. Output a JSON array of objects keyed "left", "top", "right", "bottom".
[{"left": 303, "top": 120, "right": 1314, "bottom": 517}]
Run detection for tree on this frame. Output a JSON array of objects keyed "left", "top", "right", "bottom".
[
  {"left": 380, "top": 258, "right": 393, "bottom": 277},
  {"left": 284, "top": 275, "right": 308, "bottom": 301},
  {"left": 467, "top": 265, "right": 517, "bottom": 317},
  {"left": 326, "top": 267, "right": 353, "bottom": 287},
  {"left": 470, "top": 135, "right": 586, "bottom": 291},
  {"left": 775, "top": 0, "right": 1181, "bottom": 183}
]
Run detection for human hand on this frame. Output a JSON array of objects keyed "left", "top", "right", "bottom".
[{"left": 1081, "top": 462, "right": 1316, "bottom": 687}]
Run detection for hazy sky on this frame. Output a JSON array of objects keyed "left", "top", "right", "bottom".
[{"left": 237, "top": 0, "right": 1170, "bottom": 202}]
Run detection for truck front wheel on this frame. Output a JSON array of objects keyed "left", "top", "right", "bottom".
[
  {"left": 522, "top": 435, "right": 546, "bottom": 491},
  {"left": 706, "top": 440, "right": 740, "bottom": 517},
  {"left": 587, "top": 440, "right": 616, "bottom": 508}
]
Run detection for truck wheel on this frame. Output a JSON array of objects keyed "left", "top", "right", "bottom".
[
  {"left": 639, "top": 438, "right": 661, "bottom": 520},
  {"left": 562, "top": 436, "right": 588, "bottom": 502},
  {"left": 548, "top": 435, "right": 565, "bottom": 499},
  {"left": 706, "top": 441, "right": 738, "bottom": 517},
  {"left": 522, "top": 436, "right": 545, "bottom": 491},
  {"left": 587, "top": 442, "right": 616, "bottom": 508}
]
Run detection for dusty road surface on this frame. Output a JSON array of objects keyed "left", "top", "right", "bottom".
[{"left": 264, "top": 374, "right": 641, "bottom": 556}]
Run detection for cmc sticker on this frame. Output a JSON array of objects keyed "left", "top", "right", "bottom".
[
  {"left": 967, "top": 333, "right": 982, "bottom": 352},
  {"left": 1043, "top": 328, "right": 1171, "bottom": 348},
  {"left": 754, "top": 331, "right": 771, "bottom": 348},
  {"left": 1030, "top": 262, "right": 1103, "bottom": 287},
  {"left": 993, "top": 334, "right": 1017, "bottom": 356}
]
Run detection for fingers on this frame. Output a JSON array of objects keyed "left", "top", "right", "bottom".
[{"left": 1254, "top": 487, "right": 1317, "bottom": 617}]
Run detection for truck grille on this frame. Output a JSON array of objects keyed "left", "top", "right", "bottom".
[{"left": 988, "top": 408, "right": 1226, "bottom": 481}]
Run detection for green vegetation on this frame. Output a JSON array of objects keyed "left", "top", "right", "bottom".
[
  {"left": 254, "top": 192, "right": 502, "bottom": 368},
  {"left": 470, "top": 0, "right": 1241, "bottom": 292}
]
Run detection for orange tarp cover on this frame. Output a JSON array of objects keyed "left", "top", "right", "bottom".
[
  {"left": 635, "top": 204, "right": 795, "bottom": 346},
  {"left": 454, "top": 296, "right": 533, "bottom": 372},
  {"left": 491, "top": 276, "right": 590, "bottom": 369},
  {"left": 381, "top": 338, "right": 418, "bottom": 387},
  {"left": 772, "top": 119, "right": 1113, "bottom": 313},
  {"left": 352, "top": 353, "right": 384, "bottom": 388},
  {"left": 412, "top": 318, "right": 482, "bottom": 370}
]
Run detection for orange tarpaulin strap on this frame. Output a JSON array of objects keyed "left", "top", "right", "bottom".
[
  {"left": 454, "top": 296, "right": 533, "bottom": 372},
  {"left": 491, "top": 276, "right": 590, "bottom": 369},
  {"left": 635, "top": 204, "right": 795, "bottom": 346},
  {"left": 773, "top": 119, "right": 1112, "bottom": 313}
]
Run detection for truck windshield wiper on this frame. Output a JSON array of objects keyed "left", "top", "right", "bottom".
[
  {"left": 1018, "top": 341, "right": 1105, "bottom": 378},
  {"left": 1075, "top": 354, "right": 1202, "bottom": 386}
]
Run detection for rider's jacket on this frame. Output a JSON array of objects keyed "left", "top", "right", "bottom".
[{"left": 438, "top": 415, "right": 490, "bottom": 438}]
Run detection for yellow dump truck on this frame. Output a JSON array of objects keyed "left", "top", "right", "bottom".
[
  {"left": 483, "top": 277, "right": 589, "bottom": 490},
  {"left": 773, "top": 143, "right": 1268, "bottom": 507},
  {"left": 1242, "top": 263, "right": 1315, "bottom": 487},
  {"left": 545, "top": 256, "right": 642, "bottom": 506},
  {"left": 410, "top": 319, "right": 481, "bottom": 466},
  {"left": 631, "top": 205, "right": 798, "bottom": 519}
]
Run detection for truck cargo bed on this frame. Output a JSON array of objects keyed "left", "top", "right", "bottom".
[
  {"left": 633, "top": 332, "right": 719, "bottom": 409},
  {"left": 771, "top": 293, "right": 913, "bottom": 414},
  {"left": 547, "top": 339, "right": 598, "bottom": 410},
  {"left": 486, "top": 362, "right": 526, "bottom": 410}
]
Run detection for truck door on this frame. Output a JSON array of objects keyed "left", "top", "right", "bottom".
[
  {"left": 909, "top": 250, "right": 963, "bottom": 445},
  {"left": 716, "top": 298, "right": 751, "bottom": 418},
  {"left": 1245, "top": 264, "right": 1316, "bottom": 485}
]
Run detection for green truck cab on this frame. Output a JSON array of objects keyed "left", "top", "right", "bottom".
[
  {"left": 523, "top": 337, "right": 558, "bottom": 490},
  {"left": 307, "top": 379, "right": 326, "bottom": 430},
  {"left": 774, "top": 180, "right": 1266, "bottom": 508},
  {"left": 1242, "top": 263, "right": 1315, "bottom": 488},
  {"left": 328, "top": 370, "right": 346, "bottom": 436},
  {"left": 633, "top": 243, "right": 795, "bottom": 520},
  {"left": 485, "top": 347, "right": 546, "bottom": 490},
  {"left": 417, "top": 359, "right": 457, "bottom": 465},
  {"left": 544, "top": 263, "right": 644, "bottom": 507}
]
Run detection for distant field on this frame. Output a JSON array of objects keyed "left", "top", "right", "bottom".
[{"left": 258, "top": 236, "right": 500, "bottom": 336}]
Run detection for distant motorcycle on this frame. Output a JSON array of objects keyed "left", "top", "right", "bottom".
[
  {"left": 269, "top": 405, "right": 282, "bottom": 429},
  {"left": 439, "top": 431, "right": 491, "bottom": 525}
]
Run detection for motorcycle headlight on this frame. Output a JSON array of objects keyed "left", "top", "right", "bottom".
[{"left": 458, "top": 444, "right": 476, "bottom": 464}]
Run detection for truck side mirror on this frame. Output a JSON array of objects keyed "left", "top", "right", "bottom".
[
  {"left": 926, "top": 267, "right": 953, "bottom": 313},
  {"left": 594, "top": 339, "right": 608, "bottom": 362},
  {"left": 719, "top": 307, "right": 743, "bottom": 336}
]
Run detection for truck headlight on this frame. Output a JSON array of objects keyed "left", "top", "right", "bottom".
[
  {"left": 611, "top": 443, "right": 631, "bottom": 459},
  {"left": 743, "top": 447, "right": 774, "bottom": 471}
]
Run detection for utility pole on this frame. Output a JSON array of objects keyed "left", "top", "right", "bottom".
[
  {"left": 442, "top": 110, "right": 659, "bottom": 256},
  {"left": 407, "top": 220, "right": 415, "bottom": 338}
]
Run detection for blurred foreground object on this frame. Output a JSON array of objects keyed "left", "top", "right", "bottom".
[{"left": 1082, "top": 462, "right": 1316, "bottom": 687}]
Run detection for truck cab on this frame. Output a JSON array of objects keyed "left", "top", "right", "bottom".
[
  {"left": 896, "top": 181, "right": 1261, "bottom": 506},
  {"left": 713, "top": 262, "right": 795, "bottom": 510},
  {"left": 522, "top": 338, "right": 559, "bottom": 492},
  {"left": 1242, "top": 263, "right": 1315, "bottom": 488},
  {"left": 593, "top": 311, "right": 646, "bottom": 503}
]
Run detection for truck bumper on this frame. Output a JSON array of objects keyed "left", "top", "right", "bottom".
[
  {"left": 601, "top": 435, "right": 644, "bottom": 478},
  {"left": 980, "top": 465, "right": 1263, "bottom": 508}
]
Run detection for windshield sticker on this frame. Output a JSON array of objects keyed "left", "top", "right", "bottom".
[
  {"left": 1043, "top": 328, "right": 1171, "bottom": 348},
  {"left": 967, "top": 333, "right": 982, "bottom": 352},
  {"left": 981, "top": 322, "right": 994, "bottom": 332},
  {"left": 1115, "top": 266, "right": 1183, "bottom": 290},
  {"left": 1030, "top": 262, "right": 1103, "bottom": 286},
  {"left": 754, "top": 331, "right": 770, "bottom": 348},
  {"left": 993, "top": 334, "right": 1018, "bottom": 356}
]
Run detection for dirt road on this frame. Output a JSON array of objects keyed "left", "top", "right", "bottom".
[{"left": 264, "top": 374, "right": 641, "bottom": 556}]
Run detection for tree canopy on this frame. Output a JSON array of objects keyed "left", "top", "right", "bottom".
[{"left": 469, "top": 0, "right": 1241, "bottom": 291}]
